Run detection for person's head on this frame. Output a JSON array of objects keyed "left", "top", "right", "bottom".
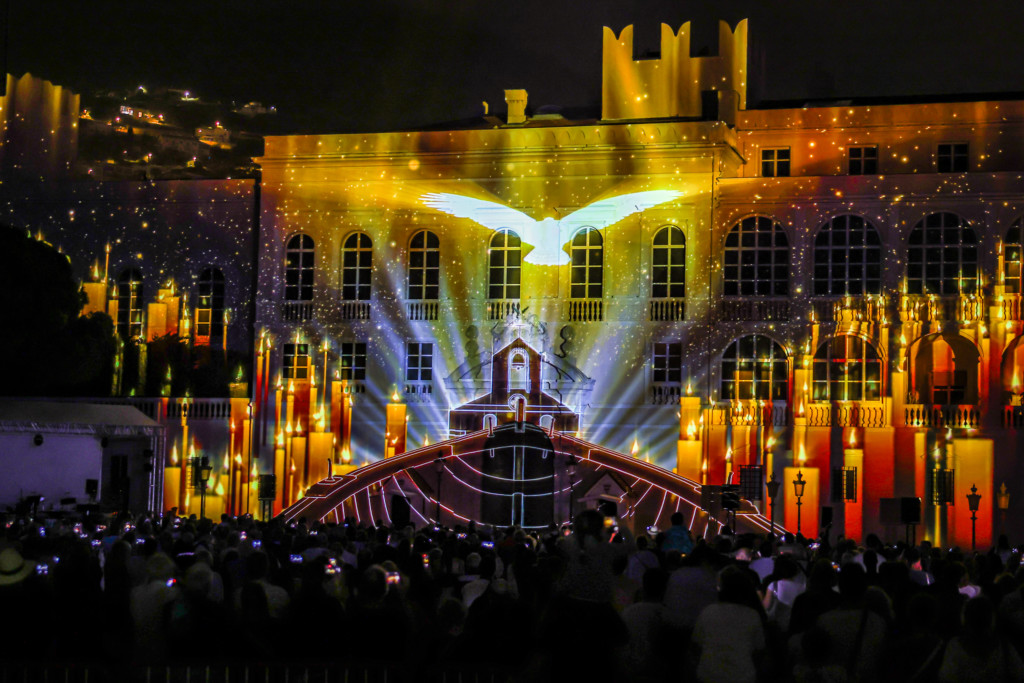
[
  {"left": 670, "top": 512, "right": 684, "bottom": 528},
  {"left": 863, "top": 586, "right": 893, "bottom": 623},
  {"left": 245, "top": 551, "right": 269, "bottom": 582},
  {"left": 145, "top": 552, "right": 176, "bottom": 583},
  {"left": 572, "top": 509, "right": 604, "bottom": 543},
  {"left": 359, "top": 565, "right": 389, "bottom": 602},
  {"left": 437, "top": 597, "right": 466, "bottom": 635},
  {"left": 837, "top": 562, "right": 867, "bottom": 604},
  {"left": 718, "top": 565, "right": 757, "bottom": 608},
  {"left": 183, "top": 562, "right": 213, "bottom": 601}
]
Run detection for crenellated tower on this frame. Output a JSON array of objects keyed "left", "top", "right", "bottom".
[{"left": 601, "top": 20, "right": 748, "bottom": 123}]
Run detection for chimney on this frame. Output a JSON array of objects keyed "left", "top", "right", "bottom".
[{"left": 504, "top": 89, "right": 528, "bottom": 124}]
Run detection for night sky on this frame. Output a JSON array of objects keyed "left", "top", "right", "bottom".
[{"left": 7, "top": 1, "right": 1024, "bottom": 134}]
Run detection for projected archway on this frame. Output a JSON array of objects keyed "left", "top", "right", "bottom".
[{"left": 280, "top": 424, "right": 775, "bottom": 536}]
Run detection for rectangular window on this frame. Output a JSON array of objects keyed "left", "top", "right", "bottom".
[
  {"left": 652, "top": 342, "right": 682, "bottom": 384},
  {"left": 932, "top": 370, "right": 966, "bottom": 405},
  {"left": 848, "top": 145, "right": 878, "bottom": 175},
  {"left": 338, "top": 342, "right": 367, "bottom": 381},
  {"left": 283, "top": 343, "right": 309, "bottom": 380},
  {"left": 761, "top": 147, "right": 790, "bottom": 177},
  {"left": 937, "top": 142, "right": 968, "bottom": 172},
  {"left": 406, "top": 342, "right": 433, "bottom": 382}
]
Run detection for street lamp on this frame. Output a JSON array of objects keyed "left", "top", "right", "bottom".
[
  {"left": 197, "top": 456, "right": 213, "bottom": 521},
  {"left": 434, "top": 457, "right": 444, "bottom": 526},
  {"left": 793, "top": 470, "right": 806, "bottom": 536},
  {"left": 766, "top": 472, "right": 781, "bottom": 541},
  {"left": 966, "top": 484, "right": 982, "bottom": 551}
]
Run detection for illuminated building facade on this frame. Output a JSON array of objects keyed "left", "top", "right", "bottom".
[
  {"left": 254, "top": 20, "right": 1024, "bottom": 546},
  {"left": 4, "top": 19, "right": 1024, "bottom": 545}
]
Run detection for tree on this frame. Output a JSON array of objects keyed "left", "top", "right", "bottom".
[{"left": 0, "top": 225, "right": 116, "bottom": 396}]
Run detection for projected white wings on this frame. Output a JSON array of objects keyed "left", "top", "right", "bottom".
[{"left": 420, "top": 190, "right": 682, "bottom": 265}]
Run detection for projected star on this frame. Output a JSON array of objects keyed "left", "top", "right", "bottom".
[{"left": 420, "top": 190, "right": 682, "bottom": 265}]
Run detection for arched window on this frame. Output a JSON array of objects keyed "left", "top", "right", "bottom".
[
  {"left": 570, "top": 228, "right": 603, "bottom": 299},
  {"left": 813, "top": 336, "right": 883, "bottom": 402},
  {"left": 284, "top": 234, "right": 315, "bottom": 301},
  {"left": 813, "top": 215, "right": 882, "bottom": 296},
  {"left": 652, "top": 226, "right": 686, "bottom": 298},
  {"left": 489, "top": 230, "right": 521, "bottom": 300},
  {"left": 408, "top": 230, "right": 440, "bottom": 300},
  {"left": 1004, "top": 219, "right": 1022, "bottom": 294},
  {"left": 341, "top": 233, "right": 372, "bottom": 301},
  {"left": 116, "top": 269, "right": 144, "bottom": 339},
  {"left": 721, "top": 335, "right": 788, "bottom": 400},
  {"left": 196, "top": 268, "right": 225, "bottom": 346},
  {"left": 509, "top": 351, "right": 530, "bottom": 392},
  {"left": 906, "top": 213, "right": 978, "bottom": 295},
  {"left": 723, "top": 216, "right": 789, "bottom": 297}
]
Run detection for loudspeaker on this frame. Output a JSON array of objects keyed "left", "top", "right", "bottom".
[
  {"left": 820, "top": 505, "right": 834, "bottom": 529},
  {"left": 701, "top": 485, "right": 722, "bottom": 511},
  {"left": 257, "top": 474, "right": 277, "bottom": 500},
  {"left": 33, "top": 434, "right": 43, "bottom": 446},
  {"left": 879, "top": 498, "right": 901, "bottom": 526},
  {"left": 722, "top": 484, "right": 741, "bottom": 510},
  {"left": 85, "top": 479, "right": 99, "bottom": 499},
  {"left": 901, "top": 497, "right": 922, "bottom": 525}
]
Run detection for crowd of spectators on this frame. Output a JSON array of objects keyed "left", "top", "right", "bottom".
[{"left": 2, "top": 507, "right": 1024, "bottom": 683}]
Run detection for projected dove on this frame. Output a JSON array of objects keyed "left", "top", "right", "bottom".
[{"left": 420, "top": 190, "right": 683, "bottom": 265}]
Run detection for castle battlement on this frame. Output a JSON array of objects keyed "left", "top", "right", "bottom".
[{"left": 601, "top": 20, "right": 748, "bottom": 123}]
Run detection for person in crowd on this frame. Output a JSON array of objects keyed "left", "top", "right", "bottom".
[
  {"left": 5, "top": 505, "right": 1024, "bottom": 683},
  {"left": 939, "top": 595, "right": 1024, "bottom": 683},
  {"left": 662, "top": 512, "right": 694, "bottom": 556},
  {"left": 691, "top": 565, "right": 766, "bottom": 683},
  {"left": 621, "top": 567, "right": 671, "bottom": 682}
]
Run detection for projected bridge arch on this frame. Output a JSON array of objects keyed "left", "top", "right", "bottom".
[{"left": 279, "top": 423, "right": 775, "bottom": 537}]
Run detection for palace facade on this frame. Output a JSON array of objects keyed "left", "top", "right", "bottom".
[
  {"left": 254, "top": 20, "right": 1024, "bottom": 545},
  {"left": 5, "top": 21, "right": 1024, "bottom": 545}
]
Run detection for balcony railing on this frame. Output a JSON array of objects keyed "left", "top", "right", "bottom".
[
  {"left": 338, "top": 301, "right": 371, "bottom": 321},
  {"left": 487, "top": 300, "right": 520, "bottom": 321},
  {"left": 997, "top": 294, "right": 1021, "bottom": 322},
  {"left": 899, "top": 294, "right": 984, "bottom": 323},
  {"left": 282, "top": 301, "right": 314, "bottom": 322},
  {"left": 88, "top": 397, "right": 234, "bottom": 421},
  {"left": 709, "top": 401, "right": 790, "bottom": 427},
  {"left": 903, "top": 404, "right": 980, "bottom": 429},
  {"left": 649, "top": 298, "right": 685, "bottom": 322},
  {"left": 567, "top": 299, "right": 603, "bottom": 322},
  {"left": 718, "top": 298, "right": 789, "bottom": 322},
  {"left": 804, "top": 402, "right": 887, "bottom": 428},
  {"left": 403, "top": 383, "right": 433, "bottom": 403},
  {"left": 167, "top": 399, "right": 234, "bottom": 420},
  {"left": 1004, "top": 405, "right": 1024, "bottom": 428},
  {"left": 406, "top": 300, "right": 439, "bottom": 321},
  {"left": 811, "top": 296, "right": 885, "bottom": 324},
  {"left": 649, "top": 385, "right": 682, "bottom": 405}
]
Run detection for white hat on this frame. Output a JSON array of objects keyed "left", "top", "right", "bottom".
[{"left": 0, "top": 548, "right": 35, "bottom": 586}]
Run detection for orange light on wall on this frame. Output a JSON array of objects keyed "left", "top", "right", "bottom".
[{"left": 385, "top": 390, "right": 407, "bottom": 457}]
